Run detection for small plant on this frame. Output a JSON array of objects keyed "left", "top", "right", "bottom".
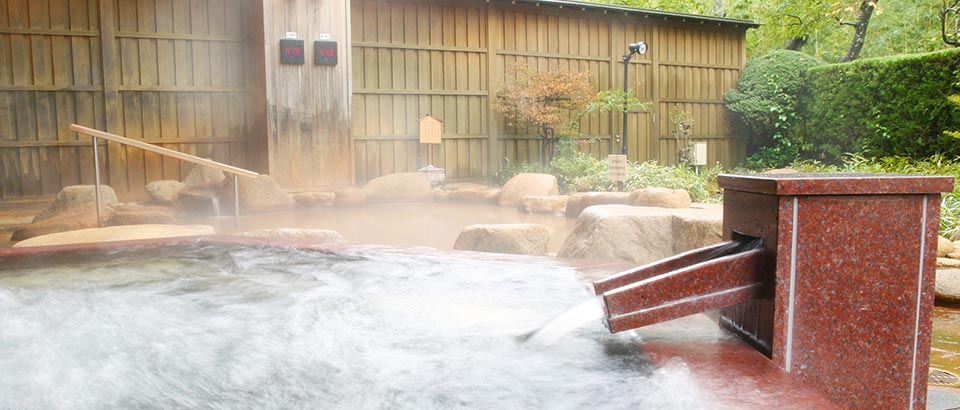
[{"left": 670, "top": 105, "right": 695, "bottom": 166}]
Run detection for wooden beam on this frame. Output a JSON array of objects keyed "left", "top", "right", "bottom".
[{"left": 70, "top": 124, "right": 259, "bottom": 177}]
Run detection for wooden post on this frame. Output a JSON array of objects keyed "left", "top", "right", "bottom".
[
  {"left": 486, "top": 8, "right": 501, "bottom": 182},
  {"left": 649, "top": 26, "right": 661, "bottom": 163},
  {"left": 98, "top": 0, "right": 123, "bottom": 192}
]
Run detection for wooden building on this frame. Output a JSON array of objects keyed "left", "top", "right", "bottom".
[{"left": 0, "top": 0, "right": 755, "bottom": 199}]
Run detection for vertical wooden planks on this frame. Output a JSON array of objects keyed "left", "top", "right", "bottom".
[{"left": 351, "top": 0, "right": 489, "bottom": 183}]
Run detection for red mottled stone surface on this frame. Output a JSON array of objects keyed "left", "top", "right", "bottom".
[
  {"left": 593, "top": 241, "right": 736, "bottom": 294},
  {"left": 770, "top": 194, "right": 939, "bottom": 408},
  {"left": 716, "top": 173, "right": 953, "bottom": 409},
  {"left": 718, "top": 173, "right": 954, "bottom": 196},
  {"left": 643, "top": 340, "right": 840, "bottom": 409},
  {"left": 593, "top": 173, "right": 952, "bottom": 408},
  {"left": 602, "top": 249, "right": 764, "bottom": 333}
]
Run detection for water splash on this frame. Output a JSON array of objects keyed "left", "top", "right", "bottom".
[
  {"left": 211, "top": 196, "right": 221, "bottom": 217},
  {"left": 523, "top": 297, "right": 605, "bottom": 346},
  {"left": 0, "top": 244, "right": 707, "bottom": 408}
]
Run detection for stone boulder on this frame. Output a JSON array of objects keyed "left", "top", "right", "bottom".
[
  {"left": 521, "top": 195, "right": 568, "bottom": 214},
  {"left": 444, "top": 182, "right": 493, "bottom": 191},
  {"left": 177, "top": 188, "right": 221, "bottom": 216},
  {"left": 145, "top": 180, "right": 186, "bottom": 205},
  {"left": 763, "top": 168, "right": 799, "bottom": 175},
  {"left": 183, "top": 165, "right": 225, "bottom": 189},
  {"left": 335, "top": 188, "right": 368, "bottom": 206},
  {"left": 105, "top": 204, "right": 177, "bottom": 226},
  {"left": 362, "top": 172, "right": 434, "bottom": 202},
  {"left": 940, "top": 236, "right": 955, "bottom": 258},
  {"left": 12, "top": 203, "right": 108, "bottom": 242},
  {"left": 445, "top": 188, "right": 501, "bottom": 203},
  {"left": 241, "top": 228, "right": 344, "bottom": 243},
  {"left": 558, "top": 204, "right": 722, "bottom": 265},
  {"left": 565, "top": 192, "right": 630, "bottom": 218},
  {"left": 292, "top": 192, "right": 336, "bottom": 207},
  {"left": 939, "top": 258, "right": 960, "bottom": 268},
  {"left": 33, "top": 185, "right": 118, "bottom": 223},
  {"left": 627, "top": 187, "right": 692, "bottom": 209},
  {"left": 13, "top": 224, "right": 215, "bottom": 248},
  {"left": 498, "top": 173, "right": 559, "bottom": 207},
  {"left": 453, "top": 223, "right": 550, "bottom": 256},
  {"left": 219, "top": 174, "right": 295, "bottom": 212},
  {"left": 937, "top": 268, "right": 960, "bottom": 305}
]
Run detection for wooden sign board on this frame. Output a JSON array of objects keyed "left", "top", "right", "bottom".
[
  {"left": 419, "top": 115, "right": 442, "bottom": 144},
  {"left": 608, "top": 154, "right": 628, "bottom": 182}
]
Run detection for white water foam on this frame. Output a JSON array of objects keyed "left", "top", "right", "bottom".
[{"left": 524, "top": 297, "right": 605, "bottom": 346}]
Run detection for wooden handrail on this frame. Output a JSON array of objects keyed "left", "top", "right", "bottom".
[{"left": 69, "top": 124, "right": 259, "bottom": 178}]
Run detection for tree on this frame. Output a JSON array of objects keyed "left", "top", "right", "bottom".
[
  {"left": 601, "top": 0, "right": 944, "bottom": 63},
  {"left": 494, "top": 66, "right": 594, "bottom": 163},
  {"left": 838, "top": 1, "right": 879, "bottom": 62},
  {"left": 942, "top": 0, "right": 960, "bottom": 47}
]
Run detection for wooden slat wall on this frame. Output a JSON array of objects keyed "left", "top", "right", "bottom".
[
  {"left": 0, "top": 0, "right": 103, "bottom": 198},
  {"left": 655, "top": 26, "right": 745, "bottom": 166},
  {"left": 351, "top": 0, "right": 488, "bottom": 182},
  {"left": 351, "top": 1, "right": 748, "bottom": 183},
  {"left": 0, "top": 0, "right": 253, "bottom": 198},
  {"left": 262, "top": 0, "right": 352, "bottom": 188}
]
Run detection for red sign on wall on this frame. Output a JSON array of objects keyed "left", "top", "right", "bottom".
[
  {"left": 314, "top": 40, "right": 337, "bottom": 66},
  {"left": 280, "top": 39, "right": 305, "bottom": 65}
]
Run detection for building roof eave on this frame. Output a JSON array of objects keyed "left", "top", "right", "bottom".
[{"left": 502, "top": 0, "right": 759, "bottom": 29}]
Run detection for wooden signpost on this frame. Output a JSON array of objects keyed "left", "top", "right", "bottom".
[
  {"left": 419, "top": 115, "right": 442, "bottom": 165},
  {"left": 608, "top": 154, "right": 628, "bottom": 191}
]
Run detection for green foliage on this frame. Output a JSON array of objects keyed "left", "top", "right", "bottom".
[
  {"left": 791, "top": 155, "right": 960, "bottom": 237},
  {"left": 586, "top": 89, "right": 649, "bottom": 114},
  {"left": 497, "top": 141, "right": 721, "bottom": 202},
  {"left": 549, "top": 137, "right": 607, "bottom": 191},
  {"left": 559, "top": 159, "right": 722, "bottom": 202},
  {"left": 593, "top": 0, "right": 949, "bottom": 63},
  {"left": 803, "top": 48, "right": 960, "bottom": 162},
  {"left": 724, "top": 50, "right": 822, "bottom": 168}
]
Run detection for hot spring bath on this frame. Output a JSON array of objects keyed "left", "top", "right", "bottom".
[{"left": 0, "top": 241, "right": 723, "bottom": 408}]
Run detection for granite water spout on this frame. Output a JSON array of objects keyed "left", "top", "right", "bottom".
[
  {"left": 594, "top": 235, "right": 764, "bottom": 333},
  {"left": 592, "top": 173, "right": 954, "bottom": 408}
]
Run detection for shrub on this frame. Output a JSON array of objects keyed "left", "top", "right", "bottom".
[
  {"left": 562, "top": 160, "right": 722, "bottom": 203},
  {"left": 497, "top": 150, "right": 722, "bottom": 203},
  {"left": 803, "top": 49, "right": 960, "bottom": 162},
  {"left": 725, "top": 50, "right": 823, "bottom": 168},
  {"left": 549, "top": 137, "right": 605, "bottom": 192}
]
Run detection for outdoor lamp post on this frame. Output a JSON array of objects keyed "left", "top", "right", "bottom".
[{"left": 621, "top": 41, "right": 647, "bottom": 155}]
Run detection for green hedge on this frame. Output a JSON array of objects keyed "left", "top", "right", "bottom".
[{"left": 803, "top": 49, "right": 960, "bottom": 162}]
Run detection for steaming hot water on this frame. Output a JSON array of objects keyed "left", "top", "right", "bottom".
[{"left": 0, "top": 243, "right": 710, "bottom": 408}]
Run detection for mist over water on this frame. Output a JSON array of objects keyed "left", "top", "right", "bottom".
[{"left": 0, "top": 244, "right": 709, "bottom": 409}]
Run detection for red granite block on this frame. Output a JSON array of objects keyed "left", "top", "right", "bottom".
[{"left": 716, "top": 174, "right": 952, "bottom": 409}]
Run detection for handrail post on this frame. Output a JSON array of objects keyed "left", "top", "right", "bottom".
[
  {"left": 92, "top": 136, "right": 102, "bottom": 227},
  {"left": 71, "top": 124, "right": 261, "bottom": 232},
  {"left": 233, "top": 174, "right": 240, "bottom": 229}
]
